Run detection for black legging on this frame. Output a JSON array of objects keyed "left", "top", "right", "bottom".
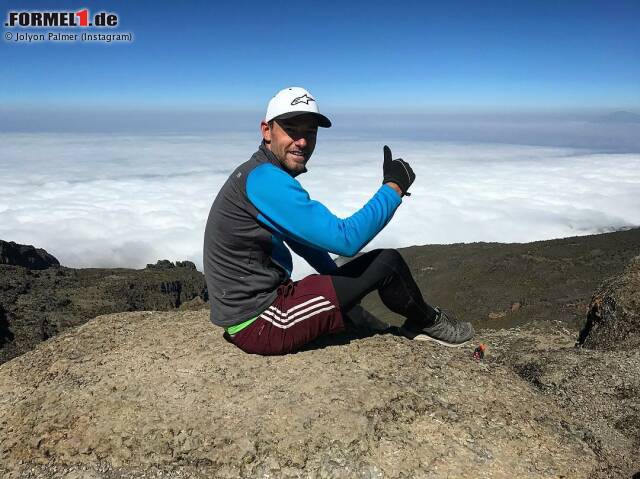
[{"left": 330, "top": 249, "right": 438, "bottom": 328}]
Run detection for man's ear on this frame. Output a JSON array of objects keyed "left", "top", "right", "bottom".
[{"left": 260, "top": 121, "right": 271, "bottom": 144}]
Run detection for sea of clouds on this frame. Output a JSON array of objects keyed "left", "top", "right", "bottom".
[{"left": 1, "top": 113, "right": 639, "bottom": 279}]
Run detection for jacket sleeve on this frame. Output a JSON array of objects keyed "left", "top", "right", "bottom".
[
  {"left": 246, "top": 163, "right": 401, "bottom": 257},
  {"left": 284, "top": 238, "right": 338, "bottom": 275}
]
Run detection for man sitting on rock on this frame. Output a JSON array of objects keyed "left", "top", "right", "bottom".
[{"left": 203, "top": 86, "right": 474, "bottom": 355}]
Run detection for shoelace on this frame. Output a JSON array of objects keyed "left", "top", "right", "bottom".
[{"left": 438, "top": 309, "right": 463, "bottom": 331}]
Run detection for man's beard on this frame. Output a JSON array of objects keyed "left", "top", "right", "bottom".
[{"left": 279, "top": 156, "right": 308, "bottom": 177}]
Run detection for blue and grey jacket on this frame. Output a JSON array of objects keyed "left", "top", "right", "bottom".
[{"left": 203, "top": 142, "right": 402, "bottom": 328}]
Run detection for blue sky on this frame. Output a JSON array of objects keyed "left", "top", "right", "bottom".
[
  {"left": 1, "top": 0, "right": 639, "bottom": 111},
  {"left": 1, "top": 1, "right": 640, "bottom": 268}
]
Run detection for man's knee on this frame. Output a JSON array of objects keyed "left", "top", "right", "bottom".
[{"left": 376, "top": 248, "right": 404, "bottom": 265}]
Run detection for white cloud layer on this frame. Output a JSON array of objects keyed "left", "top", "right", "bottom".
[{"left": 1, "top": 132, "right": 639, "bottom": 279}]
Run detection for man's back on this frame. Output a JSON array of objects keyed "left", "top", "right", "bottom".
[{"left": 203, "top": 145, "right": 290, "bottom": 327}]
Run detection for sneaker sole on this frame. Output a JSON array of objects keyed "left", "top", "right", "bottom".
[{"left": 399, "top": 327, "right": 472, "bottom": 348}]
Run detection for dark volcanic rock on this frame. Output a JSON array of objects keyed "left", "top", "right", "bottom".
[
  {"left": 146, "top": 259, "right": 176, "bottom": 270},
  {"left": 176, "top": 260, "right": 197, "bottom": 270},
  {"left": 578, "top": 255, "right": 640, "bottom": 350},
  {"left": 146, "top": 259, "right": 198, "bottom": 271},
  {"left": 147, "top": 259, "right": 196, "bottom": 270},
  {"left": 360, "top": 228, "right": 640, "bottom": 331},
  {"left": 0, "top": 240, "right": 59, "bottom": 270},
  {"left": 0, "top": 262, "right": 208, "bottom": 365},
  {"left": 0, "top": 305, "right": 14, "bottom": 348}
]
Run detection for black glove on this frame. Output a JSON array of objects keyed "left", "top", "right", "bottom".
[{"left": 382, "top": 145, "right": 415, "bottom": 196}]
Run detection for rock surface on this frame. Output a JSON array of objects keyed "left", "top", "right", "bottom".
[
  {"left": 0, "top": 261, "right": 208, "bottom": 365},
  {"left": 0, "top": 240, "right": 60, "bottom": 270},
  {"left": 2, "top": 230, "right": 640, "bottom": 478},
  {"left": 578, "top": 255, "right": 640, "bottom": 350},
  {"left": 1, "top": 310, "right": 638, "bottom": 478}
]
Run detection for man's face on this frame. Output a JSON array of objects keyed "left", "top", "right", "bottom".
[{"left": 261, "top": 114, "right": 318, "bottom": 176}]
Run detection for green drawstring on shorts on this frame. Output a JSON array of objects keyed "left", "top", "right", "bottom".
[{"left": 225, "top": 316, "right": 258, "bottom": 336}]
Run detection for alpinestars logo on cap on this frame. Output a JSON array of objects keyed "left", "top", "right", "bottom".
[{"left": 291, "top": 94, "right": 315, "bottom": 106}]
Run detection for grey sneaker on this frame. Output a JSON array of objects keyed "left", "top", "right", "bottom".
[{"left": 399, "top": 307, "right": 475, "bottom": 347}]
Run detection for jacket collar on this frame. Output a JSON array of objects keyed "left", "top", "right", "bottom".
[
  {"left": 257, "top": 141, "right": 307, "bottom": 178},
  {"left": 258, "top": 141, "right": 287, "bottom": 173}
]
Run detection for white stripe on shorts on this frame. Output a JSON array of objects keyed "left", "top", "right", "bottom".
[
  {"left": 262, "top": 298, "right": 332, "bottom": 325},
  {"left": 259, "top": 305, "right": 336, "bottom": 330},
  {"left": 267, "top": 295, "right": 326, "bottom": 317}
]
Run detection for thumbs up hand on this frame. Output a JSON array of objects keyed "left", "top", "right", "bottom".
[{"left": 382, "top": 145, "right": 415, "bottom": 197}]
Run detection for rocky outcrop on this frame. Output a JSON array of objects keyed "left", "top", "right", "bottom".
[
  {"left": 578, "top": 255, "right": 640, "bottom": 350},
  {"left": 0, "top": 262, "right": 208, "bottom": 365},
  {"left": 0, "top": 310, "right": 638, "bottom": 478},
  {"left": 0, "top": 240, "right": 59, "bottom": 270},
  {"left": 146, "top": 260, "right": 198, "bottom": 271},
  {"left": 490, "top": 326, "right": 640, "bottom": 477}
]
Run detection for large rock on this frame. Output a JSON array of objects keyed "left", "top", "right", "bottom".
[
  {"left": 1, "top": 310, "right": 638, "bottom": 478},
  {"left": 489, "top": 326, "right": 640, "bottom": 478},
  {"left": 0, "top": 240, "right": 59, "bottom": 270},
  {"left": 146, "top": 259, "right": 197, "bottom": 270},
  {"left": 578, "top": 255, "right": 640, "bottom": 350}
]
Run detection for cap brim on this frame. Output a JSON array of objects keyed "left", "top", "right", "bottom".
[{"left": 271, "top": 111, "right": 331, "bottom": 128}]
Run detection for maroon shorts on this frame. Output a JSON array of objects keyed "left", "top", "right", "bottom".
[{"left": 225, "top": 275, "right": 346, "bottom": 355}]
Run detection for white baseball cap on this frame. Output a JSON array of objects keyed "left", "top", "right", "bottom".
[{"left": 265, "top": 86, "right": 331, "bottom": 128}]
